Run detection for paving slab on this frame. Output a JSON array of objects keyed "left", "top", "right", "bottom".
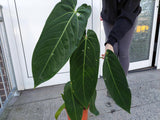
[
  {"left": 88, "top": 102, "right": 160, "bottom": 120},
  {"left": 14, "top": 84, "right": 64, "bottom": 106},
  {"left": 0, "top": 69, "right": 160, "bottom": 120}
]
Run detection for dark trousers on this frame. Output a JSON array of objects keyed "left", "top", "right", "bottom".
[{"left": 103, "top": 19, "right": 137, "bottom": 76}]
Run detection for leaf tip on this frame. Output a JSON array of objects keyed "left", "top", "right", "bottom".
[
  {"left": 128, "top": 109, "right": 131, "bottom": 114},
  {"left": 125, "top": 107, "right": 131, "bottom": 114},
  {"left": 34, "top": 79, "right": 39, "bottom": 88}
]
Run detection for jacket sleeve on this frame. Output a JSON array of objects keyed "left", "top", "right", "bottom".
[{"left": 105, "top": 0, "right": 141, "bottom": 46}]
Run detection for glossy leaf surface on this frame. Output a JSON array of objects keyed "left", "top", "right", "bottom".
[
  {"left": 70, "top": 30, "right": 100, "bottom": 108},
  {"left": 64, "top": 82, "right": 83, "bottom": 120},
  {"left": 32, "top": 0, "right": 91, "bottom": 87},
  {"left": 103, "top": 50, "right": 131, "bottom": 113}
]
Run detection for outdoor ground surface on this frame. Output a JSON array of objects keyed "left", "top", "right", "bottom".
[{"left": 0, "top": 69, "right": 160, "bottom": 120}]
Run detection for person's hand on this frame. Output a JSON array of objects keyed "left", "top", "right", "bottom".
[
  {"left": 100, "top": 17, "right": 103, "bottom": 21},
  {"left": 102, "top": 43, "right": 114, "bottom": 59}
]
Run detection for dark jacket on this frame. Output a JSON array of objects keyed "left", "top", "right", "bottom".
[{"left": 101, "top": 0, "right": 142, "bottom": 46}]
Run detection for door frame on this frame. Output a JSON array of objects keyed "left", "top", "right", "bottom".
[
  {"left": 155, "top": 24, "right": 160, "bottom": 69},
  {"left": 129, "top": 0, "right": 159, "bottom": 70}
]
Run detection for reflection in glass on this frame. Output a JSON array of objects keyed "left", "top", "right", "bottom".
[{"left": 130, "top": 0, "right": 155, "bottom": 62}]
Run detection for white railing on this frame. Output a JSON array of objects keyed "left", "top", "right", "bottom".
[{"left": 0, "top": 5, "right": 17, "bottom": 114}]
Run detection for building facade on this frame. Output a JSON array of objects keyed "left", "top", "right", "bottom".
[{"left": 0, "top": 0, "right": 160, "bottom": 91}]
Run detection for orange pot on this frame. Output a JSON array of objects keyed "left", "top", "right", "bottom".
[{"left": 67, "top": 108, "right": 88, "bottom": 120}]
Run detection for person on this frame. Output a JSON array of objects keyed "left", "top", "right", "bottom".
[{"left": 101, "top": 0, "right": 142, "bottom": 76}]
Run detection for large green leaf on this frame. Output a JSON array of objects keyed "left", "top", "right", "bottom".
[
  {"left": 103, "top": 50, "right": 131, "bottom": 113},
  {"left": 32, "top": 0, "right": 91, "bottom": 87},
  {"left": 89, "top": 90, "right": 99, "bottom": 116},
  {"left": 70, "top": 30, "right": 100, "bottom": 108},
  {"left": 64, "top": 82, "right": 83, "bottom": 120}
]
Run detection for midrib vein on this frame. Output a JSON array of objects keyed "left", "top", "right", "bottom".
[
  {"left": 82, "top": 38, "right": 87, "bottom": 105},
  {"left": 71, "top": 86, "right": 78, "bottom": 120},
  {"left": 39, "top": 11, "right": 76, "bottom": 78},
  {"left": 106, "top": 57, "right": 125, "bottom": 104}
]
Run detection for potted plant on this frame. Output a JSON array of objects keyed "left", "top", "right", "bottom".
[{"left": 32, "top": 0, "right": 131, "bottom": 120}]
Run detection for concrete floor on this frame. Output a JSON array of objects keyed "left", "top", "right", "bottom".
[{"left": 0, "top": 69, "right": 160, "bottom": 120}]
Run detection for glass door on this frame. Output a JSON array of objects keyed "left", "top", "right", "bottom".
[{"left": 129, "top": 0, "right": 159, "bottom": 70}]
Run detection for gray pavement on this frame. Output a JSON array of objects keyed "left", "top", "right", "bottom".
[{"left": 0, "top": 69, "right": 160, "bottom": 120}]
